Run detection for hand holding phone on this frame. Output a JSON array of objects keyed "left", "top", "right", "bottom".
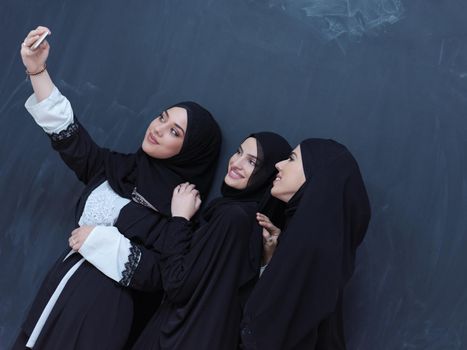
[
  {"left": 20, "top": 26, "right": 51, "bottom": 74},
  {"left": 31, "top": 31, "right": 50, "bottom": 50}
]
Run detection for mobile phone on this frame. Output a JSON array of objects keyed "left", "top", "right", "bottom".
[{"left": 31, "top": 31, "right": 50, "bottom": 50}]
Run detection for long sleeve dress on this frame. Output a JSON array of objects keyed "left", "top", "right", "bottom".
[{"left": 13, "top": 87, "right": 169, "bottom": 350}]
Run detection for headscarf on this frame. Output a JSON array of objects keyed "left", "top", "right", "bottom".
[{"left": 105, "top": 101, "right": 222, "bottom": 216}]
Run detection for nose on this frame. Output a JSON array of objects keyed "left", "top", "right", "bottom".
[
  {"left": 231, "top": 156, "right": 244, "bottom": 169},
  {"left": 275, "top": 160, "right": 285, "bottom": 171},
  {"left": 153, "top": 123, "right": 163, "bottom": 136}
]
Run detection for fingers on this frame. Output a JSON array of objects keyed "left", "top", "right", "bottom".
[
  {"left": 23, "top": 35, "right": 40, "bottom": 47},
  {"left": 68, "top": 233, "right": 80, "bottom": 251},
  {"left": 259, "top": 220, "right": 277, "bottom": 232},
  {"left": 35, "top": 26, "right": 51, "bottom": 34},
  {"left": 69, "top": 226, "right": 91, "bottom": 251},
  {"left": 262, "top": 229, "right": 278, "bottom": 246},
  {"left": 256, "top": 212, "right": 271, "bottom": 223},
  {"left": 174, "top": 182, "right": 199, "bottom": 197},
  {"left": 22, "top": 27, "right": 51, "bottom": 49},
  {"left": 27, "top": 27, "right": 51, "bottom": 38},
  {"left": 195, "top": 196, "right": 202, "bottom": 210}
]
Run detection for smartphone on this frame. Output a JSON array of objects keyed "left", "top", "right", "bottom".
[{"left": 31, "top": 31, "right": 50, "bottom": 50}]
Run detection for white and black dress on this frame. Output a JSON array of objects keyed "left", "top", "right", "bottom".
[{"left": 12, "top": 87, "right": 221, "bottom": 350}]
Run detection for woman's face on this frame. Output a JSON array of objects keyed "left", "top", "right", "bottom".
[
  {"left": 271, "top": 145, "right": 306, "bottom": 203},
  {"left": 224, "top": 137, "right": 259, "bottom": 190},
  {"left": 142, "top": 107, "right": 188, "bottom": 159}
]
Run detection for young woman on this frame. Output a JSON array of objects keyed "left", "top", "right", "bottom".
[
  {"left": 13, "top": 26, "right": 221, "bottom": 349},
  {"left": 241, "top": 138, "right": 371, "bottom": 349},
  {"left": 130, "top": 133, "right": 291, "bottom": 349}
]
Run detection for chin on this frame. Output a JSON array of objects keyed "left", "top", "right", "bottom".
[
  {"left": 224, "top": 176, "right": 245, "bottom": 190},
  {"left": 270, "top": 187, "right": 285, "bottom": 202}
]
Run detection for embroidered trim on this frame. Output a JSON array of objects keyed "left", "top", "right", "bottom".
[
  {"left": 119, "top": 243, "right": 142, "bottom": 287},
  {"left": 49, "top": 122, "right": 79, "bottom": 142},
  {"left": 131, "top": 187, "right": 159, "bottom": 212}
]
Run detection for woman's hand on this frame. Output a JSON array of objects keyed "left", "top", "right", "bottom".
[
  {"left": 256, "top": 213, "right": 281, "bottom": 265},
  {"left": 69, "top": 226, "right": 95, "bottom": 252},
  {"left": 171, "top": 182, "right": 201, "bottom": 221},
  {"left": 21, "top": 26, "right": 51, "bottom": 74}
]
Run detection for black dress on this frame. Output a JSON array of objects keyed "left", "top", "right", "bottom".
[
  {"left": 132, "top": 132, "right": 292, "bottom": 350},
  {"left": 132, "top": 201, "right": 258, "bottom": 350},
  {"left": 241, "top": 139, "right": 371, "bottom": 350}
]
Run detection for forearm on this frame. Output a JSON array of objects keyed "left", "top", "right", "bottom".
[
  {"left": 79, "top": 226, "right": 162, "bottom": 291},
  {"left": 29, "top": 69, "right": 54, "bottom": 102}
]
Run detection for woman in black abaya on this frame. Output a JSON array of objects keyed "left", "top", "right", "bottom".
[
  {"left": 132, "top": 132, "right": 291, "bottom": 350},
  {"left": 241, "top": 138, "right": 371, "bottom": 349},
  {"left": 13, "top": 26, "right": 221, "bottom": 350}
]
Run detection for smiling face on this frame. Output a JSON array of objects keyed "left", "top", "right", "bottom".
[
  {"left": 223, "top": 137, "right": 259, "bottom": 190},
  {"left": 271, "top": 145, "right": 306, "bottom": 203},
  {"left": 142, "top": 106, "right": 188, "bottom": 159}
]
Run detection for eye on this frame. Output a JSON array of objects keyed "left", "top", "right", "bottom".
[
  {"left": 249, "top": 159, "right": 257, "bottom": 166},
  {"left": 170, "top": 128, "right": 180, "bottom": 137},
  {"left": 236, "top": 148, "right": 242, "bottom": 155},
  {"left": 159, "top": 114, "right": 166, "bottom": 122},
  {"left": 288, "top": 154, "right": 295, "bottom": 161}
]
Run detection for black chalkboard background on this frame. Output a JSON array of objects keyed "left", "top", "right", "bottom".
[{"left": 1, "top": 0, "right": 466, "bottom": 348}]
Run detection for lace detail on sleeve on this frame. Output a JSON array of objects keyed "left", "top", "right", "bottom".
[
  {"left": 119, "top": 243, "right": 142, "bottom": 287},
  {"left": 49, "top": 122, "right": 79, "bottom": 142}
]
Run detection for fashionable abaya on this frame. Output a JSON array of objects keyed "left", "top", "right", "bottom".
[
  {"left": 132, "top": 132, "right": 291, "bottom": 350},
  {"left": 240, "top": 138, "right": 371, "bottom": 350},
  {"left": 13, "top": 87, "right": 221, "bottom": 350}
]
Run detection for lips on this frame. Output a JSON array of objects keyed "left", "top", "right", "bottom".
[
  {"left": 147, "top": 132, "right": 159, "bottom": 145},
  {"left": 273, "top": 174, "right": 282, "bottom": 183},
  {"left": 228, "top": 167, "right": 244, "bottom": 180}
]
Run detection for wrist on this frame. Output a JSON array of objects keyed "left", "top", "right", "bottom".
[
  {"left": 26, "top": 63, "right": 47, "bottom": 76},
  {"left": 172, "top": 213, "right": 191, "bottom": 221}
]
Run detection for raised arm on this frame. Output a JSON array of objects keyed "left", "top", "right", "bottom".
[
  {"left": 21, "top": 26, "right": 54, "bottom": 102},
  {"left": 21, "top": 26, "right": 114, "bottom": 184}
]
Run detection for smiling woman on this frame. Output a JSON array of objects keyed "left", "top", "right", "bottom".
[
  {"left": 13, "top": 25, "right": 222, "bottom": 350},
  {"left": 131, "top": 132, "right": 291, "bottom": 350},
  {"left": 241, "top": 139, "right": 371, "bottom": 350}
]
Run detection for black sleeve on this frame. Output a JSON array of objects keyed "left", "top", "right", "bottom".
[
  {"left": 160, "top": 208, "right": 251, "bottom": 304},
  {"left": 120, "top": 241, "right": 163, "bottom": 292},
  {"left": 49, "top": 118, "right": 112, "bottom": 184}
]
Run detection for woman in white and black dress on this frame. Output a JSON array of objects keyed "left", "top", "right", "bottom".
[{"left": 13, "top": 26, "right": 221, "bottom": 350}]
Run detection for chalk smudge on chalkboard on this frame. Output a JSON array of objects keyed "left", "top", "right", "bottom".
[{"left": 250, "top": 0, "right": 404, "bottom": 40}]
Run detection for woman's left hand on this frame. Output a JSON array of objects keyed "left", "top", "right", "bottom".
[{"left": 69, "top": 226, "right": 95, "bottom": 251}]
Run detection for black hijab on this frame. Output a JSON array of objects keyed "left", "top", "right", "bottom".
[
  {"left": 104, "top": 101, "right": 222, "bottom": 216},
  {"left": 134, "top": 133, "right": 290, "bottom": 350},
  {"left": 241, "top": 138, "right": 371, "bottom": 350}
]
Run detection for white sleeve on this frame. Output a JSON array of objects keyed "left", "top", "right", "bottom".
[
  {"left": 24, "top": 86, "right": 74, "bottom": 134},
  {"left": 79, "top": 226, "right": 141, "bottom": 284}
]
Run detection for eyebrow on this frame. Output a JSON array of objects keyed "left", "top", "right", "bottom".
[
  {"left": 164, "top": 110, "right": 186, "bottom": 135},
  {"left": 239, "top": 145, "right": 258, "bottom": 160}
]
